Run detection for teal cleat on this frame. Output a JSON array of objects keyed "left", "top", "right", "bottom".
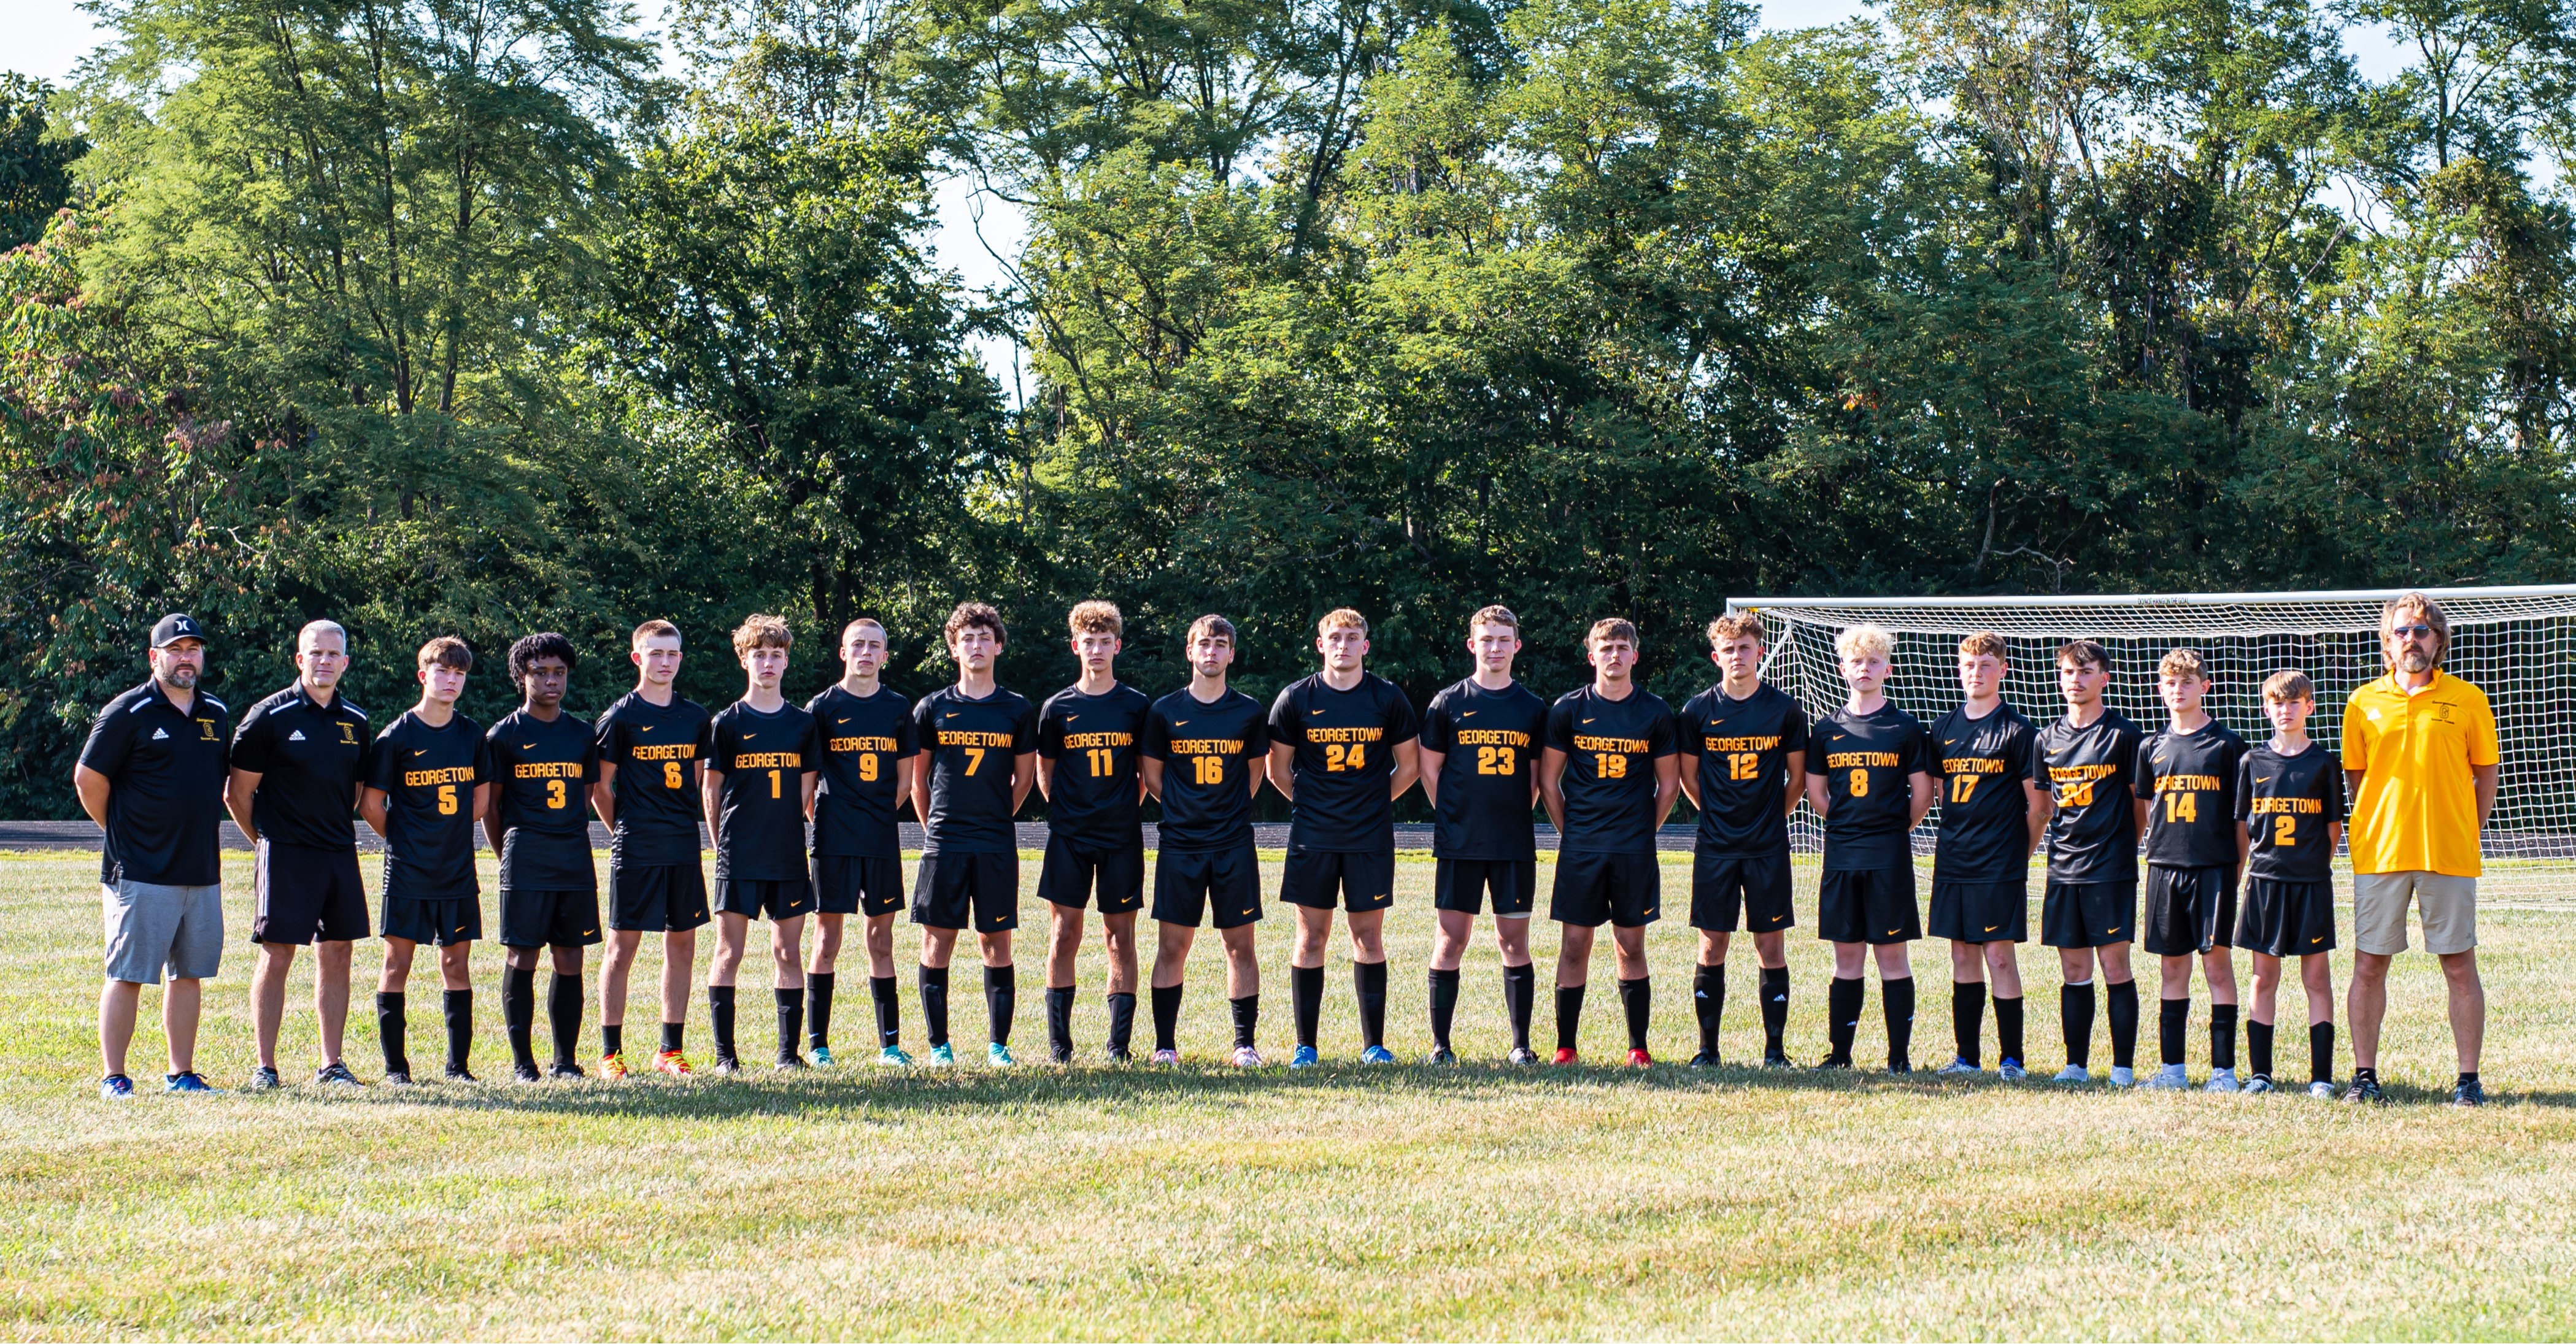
[
  {"left": 925, "top": 1042, "right": 956, "bottom": 1067},
  {"left": 876, "top": 1045, "right": 914, "bottom": 1067},
  {"left": 987, "top": 1043, "right": 1017, "bottom": 1067}
]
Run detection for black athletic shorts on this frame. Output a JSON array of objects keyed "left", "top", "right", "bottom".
[
  {"left": 715, "top": 877, "right": 816, "bottom": 921},
  {"left": 2041, "top": 880, "right": 2136, "bottom": 949},
  {"left": 1549, "top": 851, "right": 1661, "bottom": 928},
  {"left": 1435, "top": 859, "right": 1537, "bottom": 916},
  {"left": 1279, "top": 850, "right": 1395, "bottom": 913},
  {"left": 499, "top": 888, "right": 604, "bottom": 949},
  {"left": 1038, "top": 835, "right": 1146, "bottom": 913},
  {"left": 912, "top": 851, "right": 1020, "bottom": 933},
  {"left": 380, "top": 894, "right": 482, "bottom": 947},
  {"left": 1928, "top": 879, "right": 2027, "bottom": 943},
  {"left": 2144, "top": 864, "right": 2236, "bottom": 956},
  {"left": 1152, "top": 842, "right": 1262, "bottom": 929},
  {"left": 609, "top": 861, "right": 712, "bottom": 933},
  {"left": 811, "top": 854, "right": 904, "bottom": 917},
  {"left": 1691, "top": 850, "right": 1793, "bottom": 932},
  {"left": 252, "top": 842, "right": 369, "bottom": 945},
  {"left": 2237, "top": 878, "right": 2337, "bottom": 958},
  {"left": 1818, "top": 866, "right": 1918, "bottom": 944}
]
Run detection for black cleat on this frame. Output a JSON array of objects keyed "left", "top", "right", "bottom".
[
  {"left": 1427, "top": 1046, "right": 1457, "bottom": 1066},
  {"left": 1813, "top": 1055, "right": 1853, "bottom": 1071},
  {"left": 1050, "top": 1043, "right": 1074, "bottom": 1064},
  {"left": 2451, "top": 1078, "right": 2486, "bottom": 1107},
  {"left": 1687, "top": 1051, "right": 1719, "bottom": 1069},
  {"left": 1105, "top": 1045, "right": 1133, "bottom": 1064},
  {"left": 444, "top": 1066, "right": 479, "bottom": 1084},
  {"left": 1763, "top": 1052, "right": 1793, "bottom": 1069},
  {"left": 1888, "top": 1058, "right": 1913, "bottom": 1075},
  {"left": 1507, "top": 1046, "right": 1539, "bottom": 1065},
  {"left": 546, "top": 1061, "right": 585, "bottom": 1080},
  {"left": 314, "top": 1061, "right": 364, "bottom": 1087},
  {"left": 511, "top": 1061, "right": 543, "bottom": 1083},
  {"left": 2342, "top": 1074, "right": 2387, "bottom": 1105},
  {"left": 774, "top": 1054, "right": 808, "bottom": 1071},
  {"left": 384, "top": 1069, "right": 415, "bottom": 1088},
  {"left": 712, "top": 1056, "right": 742, "bottom": 1075}
]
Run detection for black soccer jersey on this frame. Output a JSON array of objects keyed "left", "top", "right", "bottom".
[
  {"left": 1141, "top": 687, "right": 1270, "bottom": 851},
  {"left": 914, "top": 685, "right": 1039, "bottom": 854},
  {"left": 1676, "top": 683, "right": 1810, "bottom": 856},
  {"left": 808, "top": 685, "right": 919, "bottom": 858},
  {"left": 367, "top": 709, "right": 490, "bottom": 902},
  {"left": 2240, "top": 742, "right": 2345, "bottom": 883},
  {"left": 709, "top": 700, "right": 819, "bottom": 881},
  {"left": 1038, "top": 683, "right": 1152, "bottom": 850},
  {"left": 77, "top": 681, "right": 233, "bottom": 887},
  {"left": 593, "top": 691, "right": 714, "bottom": 867},
  {"left": 232, "top": 684, "right": 369, "bottom": 851},
  {"left": 1268, "top": 672, "right": 1420, "bottom": 853},
  {"left": 1545, "top": 685, "right": 1678, "bottom": 855},
  {"left": 2139, "top": 720, "right": 2249, "bottom": 869},
  {"left": 487, "top": 708, "right": 599, "bottom": 892},
  {"left": 1419, "top": 678, "right": 1546, "bottom": 861},
  {"left": 1805, "top": 702, "right": 1933, "bottom": 872},
  {"left": 1929, "top": 702, "right": 2038, "bottom": 883},
  {"left": 2034, "top": 709, "right": 2145, "bottom": 884}
]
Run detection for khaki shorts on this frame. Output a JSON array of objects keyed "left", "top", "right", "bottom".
[{"left": 2352, "top": 870, "right": 2477, "bottom": 956}]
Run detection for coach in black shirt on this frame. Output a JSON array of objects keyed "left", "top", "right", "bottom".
[{"left": 73, "top": 614, "right": 232, "bottom": 1098}]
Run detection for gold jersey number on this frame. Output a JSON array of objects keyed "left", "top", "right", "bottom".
[
  {"left": 1324, "top": 742, "right": 1367, "bottom": 772},
  {"left": 1475, "top": 745, "right": 1517, "bottom": 775}
]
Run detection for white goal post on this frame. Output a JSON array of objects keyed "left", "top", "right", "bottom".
[{"left": 1728, "top": 585, "right": 2576, "bottom": 900}]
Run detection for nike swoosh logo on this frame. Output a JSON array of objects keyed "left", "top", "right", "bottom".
[
  {"left": 1583, "top": 718, "right": 1594, "bottom": 724},
  {"left": 1241, "top": 908, "right": 1254, "bottom": 915},
  {"left": 1462, "top": 710, "right": 1476, "bottom": 716},
  {"left": 2107, "top": 926, "right": 2122, "bottom": 935},
  {"left": 1984, "top": 924, "right": 1999, "bottom": 932},
  {"left": 835, "top": 717, "right": 848, "bottom": 724},
  {"left": 1310, "top": 708, "right": 1326, "bottom": 715},
  {"left": 413, "top": 748, "right": 428, "bottom": 756},
  {"left": 2311, "top": 936, "right": 2324, "bottom": 943},
  {"left": 2256, "top": 776, "right": 2273, "bottom": 784},
  {"left": 1887, "top": 927, "right": 1901, "bottom": 935},
  {"left": 945, "top": 713, "right": 959, "bottom": 719},
  {"left": 1173, "top": 721, "right": 1189, "bottom": 728},
  {"left": 520, "top": 743, "right": 535, "bottom": 750},
  {"left": 744, "top": 733, "right": 756, "bottom": 740},
  {"left": 582, "top": 929, "right": 595, "bottom": 937}
]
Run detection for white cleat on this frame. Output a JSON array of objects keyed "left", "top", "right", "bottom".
[
  {"left": 2053, "top": 1065, "right": 2092, "bottom": 1084},
  {"left": 2148, "top": 1062, "right": 2189, "bottom": 1089},
  {"left": 2308, "top": 1079, "right": 2339, "bottom": 1099},
  {"left": 2205, "top": 1067, "right": 2241, "bottom": 1094},
  {"left": 1231, "top": 1046, "right": 1262, "bottom": 1067},
  {"left": 1999, "top": 1059, "right": 2028, "bottom": 1081},
  {"left": 2107, "top": 1066, "right": 2137, "bottom": 1088},
  {"left": 1935, "top": 1057, "right": 1983, "bottom": 1076}
]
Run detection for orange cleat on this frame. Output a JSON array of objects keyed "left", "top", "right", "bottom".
[
  {"left": 1551, "top": 1047, "right": 1579, "bottom": 1066},
  {"left": 654, "top": 1049, "right": 693, "bottom": 1077},
  {"left": 598, "top": 1051, "right": 630, "bottom": 1080}
]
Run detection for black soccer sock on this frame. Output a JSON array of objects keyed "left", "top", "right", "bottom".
[
  {"left": 601, "top": 1021, "right": 622, "bottom": 1061},
  {"left": 1618, "top": 975, "right": 1651, "bottom": 1053},
  {"left": 1106, "top": 991, "right": 1137, "bottom": 1057},
  {"left": 377, "top": 991, "right": 408, "bottom": 1075},
  {"left": 2062, "top": 981, "right": 2096, "bottom": 1069},
  {"left": 503, "top": 966, "right": 538, "bottom": 1070},
  {"left": 984, "top": 966, "right": 1016, "bottom": 1047},
  {"left": 2248, "top": 1018, "right": 2275, "bottom": 1080},
  {"left": 775, "top": 988, "right": 802, "bottom": 1063},
  {"left": 871, "top": 974, "right": 900, "bottom": 1049},
  {"left": 2310, "top": 1022, "right": 2336, "bottom": 1085},
  {"left": 1293, "top": 964, "right": 1324, "bottom": 1050},
  {"left": 659, "top": 1021, "right": 684, "bottom": 1054},
  {"left": 1428, "top": 967, "right": 1462, "bottom": 1051},
  {"left": 1826, "top": 975, "right": 1864, "bottom": 1064},
  {"left": 1760, "top": 966, "right": 1791, "bottom": 1058},
  {"left": 708, "top": 984, "right": 738, "bottom": 1062},
  {"left": 1152, "top": 983, "right": 1184, "bottom": 1053},
  {"left": 1694, "top": 962, "right": 1726, "bottom": 1058},
  {"left": 1556, "top": 983, "right": 1586, "bottom": 1054},
  {"left": 2210, "top": 1002, "right": 2238, "bottom": 1072},
  {"left": 919, "top": 965, "right": 951, "bottom": 1048},
  {"left": 2159, "top": 996, "right": 2190, "bottom": 1068},
  {"left": 546, "top": 972, "right": 583, "bottom": 1069},
  {"left": 1952, "top": 981, "right": 1986, "bottom": 1067},
  {"left": 806, "top": 971, "right": 835, "bottom": 1051},
  {"left": 1994, "top": 994, "right": 2025, "bottom": 1066},
  {"left": 2106, "top": 979, "right": 2139, "bottom": 1071},
  {"left": 1502, "top": 963, "right": 1537, "bottom": 1052},
  {"left": 1231, "top": 994, "right": 1259, "bottom": 1050},
  {"left": 442, "top": 988, "right": 473, "bottom": 1074},
  {"left": 1045, "top": 986, "right": 1077, "bottom": 1059},
  {"left": 1354, "top": 959, "right": 1389, "bottom": 1050},
  {"left": 2458, "top": 1070, "right": 2480, "bottom": 1088},
  {"left": 1883, "top": 976, "right": 1915, "bottom": 1069}
]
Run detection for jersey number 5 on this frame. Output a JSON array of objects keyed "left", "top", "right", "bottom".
[{"left": 437, "top": 783, "right": 458, "bottom": 815}]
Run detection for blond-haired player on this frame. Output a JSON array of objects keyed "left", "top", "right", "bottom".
[
  {"left": 1802, "top": 623, "right": 1936, "bottom": 1072},
  {"left": 1926, "top": 632, "right": 2048, "bottom": 1078},
  {"left": 2135, "top": 648, "right": 2248, "bottom": 1091}
]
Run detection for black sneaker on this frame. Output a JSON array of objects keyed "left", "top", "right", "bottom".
[
  {"left": 384, "top": 1069, "right": 415, "bottom": 1088},
  {"left": 774, "top": 1054, "right": 808, "bottom": 1071},
  {"left": 1506, "top": 1046, "right": 1539, "bottom": 1065},
  {"left": 1687, "top": 1051, "right": 1718, "bottom": 1069},
  {"left": 1887, "top": 1058, "right": 1913, "bottom": 1075},
  {"left": 511, "top": 1061, "right": 543, "bottom": 1083},
  {"left": 444, "top": 1066, "right": 479, "bottom": 1083},
  {"left": 712, "top": 1056, "right": 741, "bottom": 1075},
  {"left": 1763, "top": 1052, "right": 1793, "bottom": 1069},
  {"left": 315, "top": 1061, "right": 363, "bottom": 1087},
  {"left": 2451, "top": 1078, "right": 2486, "bottom": 1107},
  {"left": 1049, "top": 1042, "right": 1074, "bottom": 1064},
  {"left": 1427, "top": 1046, "right": 1457, "bottom": 1066},
  {"left": 546, "top": 1061, "right": 585, "bottom": 1080},
  {"left": 1813, "top": 1055, "right": 1852, "bottom": 1071},
  {"left": 245, "top": 1066, "right": 282, "bottom": 1091},
  {"left": 1105, "top": 1045, "right": 1133, "bottom": 1064},
  {"left": 2342, "top": 1074, "right": 2386, "bottom": 1105}
]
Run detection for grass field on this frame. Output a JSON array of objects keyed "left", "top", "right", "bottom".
[{"left": 6, "top": 848, "right": 2574, "bottom": 1340}]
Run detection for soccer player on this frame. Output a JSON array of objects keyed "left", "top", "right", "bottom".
[
  {"left": 1542, "top": 619, "right": 1681, "bottom": 1067},
  {"left": 2135, "top": 648, "right": 2249, "bottom": 1091},
  {"left": 227, "top": 620, "right": 371, "bottom": 1089},
  {"left": 2034, "top": 639, "right": 2149, "bottom": 1085},
  {"left": 1417, "top": 605, "right": 1548, "bottom": 1064},
  {"left": 1676, "top": 612, "right": 1810, "bottom": 1069},
  {"left": 1268, "top": 609, "right": 1421, "bottom": 1067},
  {"left": 360, "top": 637, "right": 493, "bottom": 1085},
  {"left": 1036, "top": 601, "right": 1152, "bottom": 1062},
  {"left": 1803, "top": 623, "right": 1937, "bottom": 1072},
  {"left": 592, "top": 620, "right": 715, "bottom": 1077},
  {"left": 2237, "top": 670, "right": 2345, "bottom": 1098},
  {"left": 806, "top": 618, "right": 920, "bottom": 1066},
  {"left": 911, "top": 602, "right": 1041, "bottom": 1067},
  {"left": 480, "top": 633, "right": 601, "bottom": 1081},
  {"left": 1140, "top": 615, "right": 1272, "bottom": 1066},
  {"left": 702, "top": 615, "right": 820, "bottom": 1072},
  {"left": 1925, "top": 632, "right": 2046, "bottom": 1079}
]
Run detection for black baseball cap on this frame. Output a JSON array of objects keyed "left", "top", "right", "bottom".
[{"left": 150, "top": 614, "right": 209, "bottom": 648}]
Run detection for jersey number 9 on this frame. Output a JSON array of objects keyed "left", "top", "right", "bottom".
[{"left": 857, "top": 753, "right": 879, "bottom": 782}]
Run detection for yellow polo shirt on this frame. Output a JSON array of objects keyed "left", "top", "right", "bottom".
[{"left": 2342, "top": 670, "right": 2498, "bottom": 877}]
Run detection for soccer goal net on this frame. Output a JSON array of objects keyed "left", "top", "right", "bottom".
[{"left": 1730, "top": 585, "right": 2576, "bottom": 902}]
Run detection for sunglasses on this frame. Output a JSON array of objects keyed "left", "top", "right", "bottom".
[{"left": 2390, "top": 624, "right": 2438, "bottom": 639}]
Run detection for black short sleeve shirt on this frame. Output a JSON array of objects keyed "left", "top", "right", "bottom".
[
  {"left": 2034, "top": 710, "right": 2145, "bottom": 884},
  {"left": 1928, "top": 702, "right": 2037, "bottom": 884},
  {"left": 2240, "top": 743, "right": 2345, "bottom": 883},
  {"left": 1419, "top": 679, "right": 1546, "bottom": 861},
  {"left": 1038, "top": 683, "right": 1152, "bottom": 850},
  {"left": 2138, "top": 721, "right": 2249, "bottom": 869},
  {"left": 1140, "top": 687, "right": 1269, "bottom": 852},
  {"left": 1675, "top": 683, "right": 1810, "bottom": 857},
  {"left": 1268, "top": 672, "right": 1419, "bottom": 853},
  {"left": 1544, "top": 685, "right": 1678, "bottom": 855},
  {"left": 593, "top": 693, "right": 713, "bottom": 867},
  {"left": 914, "top": 685, "right": 1039, "bottom": 854},
  {"left": 807, "top": 685, "right": 920, "bottom": 858},
  {"left": 366, "top": 709, "right": 489, "bottom": 902},
  {"left": 77, "top": 681, "right": 233, "bottom": 886},
  {"left": 709, "top": 700, "right": 819, "bottom": 881},
  {"left": 1805, "top": 702, "right": 1933, "bottom": 872},
  {"left": 231, "top": 684, "right": 368, "bottom": 852},
  {"left": 486, "top": 708, "right": 600, "bottom": 893}
]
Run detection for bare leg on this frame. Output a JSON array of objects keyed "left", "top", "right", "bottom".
[
  {"left": 1152, "top": 921, "right": 1195, "bottom": 989},
  {"left": 380, "top": 937, "right": 419, "bottom": 993},
  {"left": 1611, "top": 924, "right": 1649, "bottom": 981},
  {"left": 1949, "top": 939, "right": 1985, "bottom": 985},
  {"left": 1347, "top": 909, "right": 1386, "bottom": 964},
  {"left": 1872, "top": 941, "right": 1913, "bottom": 982},
  {"left": 863, "top": 913, "right": 896, "bottom": 978},
  {"left": 1046, "top": 903, "right": 1084, "bottom": 989},
  {"left": 1432, "top": 910, "right": 1475, "bottom": 972},
  {"left": 1290, "top": 905, "right": 1335, "bottom": 969},
  {"left": 1700, "top": 929, "right": 1731, "bottom": 967},
  {"left": 438, "top": 942, "right": 472, "bottom": 991},
  {"left": 600, "top": 930, "right": 642, "bottom": 1030},
  {"left": 658, "top": 928, "right": 696, "bottom": 1024},
  {"left": 1102, "top": 910, "right": 1138, "bottom": 996},
  {"left": 315, "top": 939, "right": 352, "bottom": 1066},
  {"left": 163, "top": 978, "right": 202, "bottom": 1075},
  {"left": 2249, "top": 954, "right": 2282, "bottom": 1023},
  {"left": 99, "top": 980, "right": 141, "bottom": 1078},
  {"left": 1984, "top": 940, "right": 2023, "bottom": 997},
  {"left": 979, "top": 929, "right": 1014, "bottom": 970},
  {"left": 2348, "top": 950, "right": 2391, "bottom": 1070},
  {"left": 2202, "top": 947, "right": 2239, "bottom": 1006},
  {"left": 709, "top": 912, "right": 749, "bottom": 988},
  {"left": 809, "top": 912, "right": 844, "bottom": 977},
  {"left": 2440, "top": 950, "right": 2484, "bottom": 1073},
  {"left": 771, "top": 915, "right": 807, "bottom": 992},
  {"left": 921, "top": 925, "right": 959, "bottom": 970},
  {"left": 1557, "top": 924, "right": 1598, "bottom": 987},
  {"left": 1495, "top": 914, "right": 1532, "bottom": 967},
  {"left": 252, "top": 942, "right": 298, "bottom": 1070},
  {"left": 1219, "top": 925, "right": 1262, "bottom": 999}
]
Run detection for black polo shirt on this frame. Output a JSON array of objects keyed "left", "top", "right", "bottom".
[
  {"left": 78, "top": 680, "right": 233, "bottom": 886},
  {"left": 232, "top": 683, "right": 370, "bottom": 851}
]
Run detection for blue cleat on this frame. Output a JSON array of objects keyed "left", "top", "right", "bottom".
[
  {"left": 163, "top": 1071, "right": 216, "bottom": 1094},
  {"left": 925, "top": 1042, "right": 955, "bottom": 1067},
  {"left": 1360, "top": 1045, "right": 1396, "bottom": 1064},
  {"left": 987, "top": 1042, "right": 1017, "bottom": 1067},
  {"left": 810, "top": 1045, "right": 836, "bottom": 1067},
  {"left": 1289, "top": 1045, "right": 1321, "bottom": 1070},
  {"left": 877, "top": 1045, "right": 914, "bottom": 1067},
  {"left": 99, "top": 1074, "right": 135, "bottom": 1100}
]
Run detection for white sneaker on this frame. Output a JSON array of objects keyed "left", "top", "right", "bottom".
[
  {"left": 2205, "top": 1067, "right": 2241, "bottom": 1094},
  {"left": 2243, "top": 1073, "right": 2275, "bottom": 1094},
  {"left": 2307, "top": 1079, "right": 2338, "bottom": 1099},
  {"left": 2053, "top": 1064, "right": 2091, "bottom": 1083},
  {"left": 1999, "top": 1059, "right": 2028, "bottom": 1081},
  {"left": 2148, "top": 1062, "right": 2189, "bottom": 1089},
  {"left": 2107, "top": 1066, "right": 2137, "bottom": 1088},
  {"left": 1149, "top": 1048, "right": 1181, "bottom": 1066},
  {"left": 1935, "top": 1057, "right": 1983, "bottom": 1076},
  {"left": 1231, "top": 1046, "right": 1262, "bottom": 1067}
]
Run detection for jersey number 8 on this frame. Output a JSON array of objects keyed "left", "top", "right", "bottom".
[{"left": 1849, "top": 767, "right": 1868, "bottom": 797}]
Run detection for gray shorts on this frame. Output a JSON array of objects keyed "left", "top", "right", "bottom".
[{"left": 102, "top": 880, "right": 225, "bottom": 984}]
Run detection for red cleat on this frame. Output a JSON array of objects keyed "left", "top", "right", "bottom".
[
  {"left": 1627, "top": 1047, "right": 1654, "bottom": 1068},
  {"left": 1551, "top": 1047, "right": 1579, "bottom": 1066}
]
